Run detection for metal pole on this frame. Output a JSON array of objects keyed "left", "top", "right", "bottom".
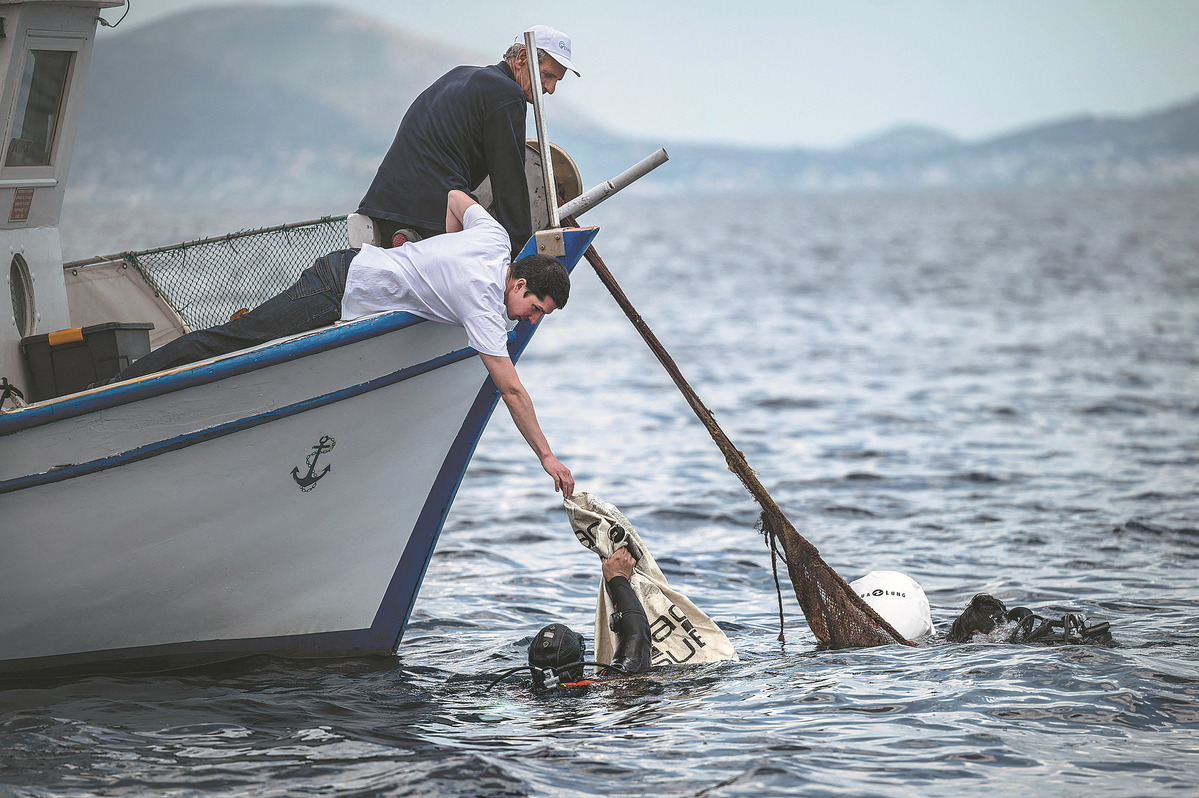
[
  {"left": 557, "top": 148, "right": 670, "bottom": 220},
  {"left": 524, "top": 31, "right": 559, "bottom": 229}
]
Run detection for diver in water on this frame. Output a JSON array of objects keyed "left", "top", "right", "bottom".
[
  {"left": 488, "top": 547, "right": 651, "bottom": 692},
  {"left": 947, "top": 593, "right": 1113, "bottom": 644}
]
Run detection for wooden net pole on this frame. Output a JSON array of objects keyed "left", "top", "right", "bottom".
[{"left": 566, "top": 225, "right": 909, "bottom": 648}]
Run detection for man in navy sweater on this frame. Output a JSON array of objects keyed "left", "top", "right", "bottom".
[{"left": 357, "top": 25, "right": 579, "bottom": 259}]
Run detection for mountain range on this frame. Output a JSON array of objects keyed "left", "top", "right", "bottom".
[{"left": 66, "top": 4, "right": 1199, "bottom": 209}]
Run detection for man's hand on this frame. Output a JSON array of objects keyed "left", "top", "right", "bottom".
[
  {"left": 541, "top": 454, "right": 574, "bottom": 497},
  {"left": 602, "top": 546, "right": 636, "bottom": 582}
]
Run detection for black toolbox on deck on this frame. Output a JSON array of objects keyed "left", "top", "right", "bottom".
[{"left": 20, "top": 322, "right": 153, "bottom": 401}]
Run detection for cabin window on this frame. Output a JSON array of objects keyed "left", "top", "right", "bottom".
[
  {"left": 9, "top": 254, "right": 34, "bottom": 336},
  {"left": 5, "top": 49, "right": 73, "bottom": 167}
]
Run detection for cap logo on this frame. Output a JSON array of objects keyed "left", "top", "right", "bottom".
[{"left": 865, "top": 589, "right": 907, "bottom": 598}]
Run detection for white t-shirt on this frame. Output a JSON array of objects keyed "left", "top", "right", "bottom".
[{"left": 340, "top": 205, "right": 511, "bottom": 357}]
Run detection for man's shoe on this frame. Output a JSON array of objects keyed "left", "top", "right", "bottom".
[{"left": 392, "top": 228, "right": 422, "bottom": 248}]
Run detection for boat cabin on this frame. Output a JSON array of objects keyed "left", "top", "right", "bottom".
[{"left": 0, "top": 0, "right": 124, "bottom": 402}]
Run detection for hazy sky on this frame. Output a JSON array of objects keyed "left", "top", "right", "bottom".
[{"left": 101, "top": 0, "right": 1199, "bottom": 149}]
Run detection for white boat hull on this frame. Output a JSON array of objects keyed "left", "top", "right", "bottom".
[{"left": 0, "top": 227, "right": 599, "bottom": 675}]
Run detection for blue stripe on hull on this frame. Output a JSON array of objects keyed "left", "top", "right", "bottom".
[
  {"left": 0, "top": 311, "right": 427, "bottom": 437},
  {"left": 0, "top": 345, "right": 479, "bottom": 495}
]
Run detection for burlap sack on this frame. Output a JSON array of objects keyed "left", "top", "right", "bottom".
[{"left": 564, "top": 492, "right": 737, "bottom": 666}]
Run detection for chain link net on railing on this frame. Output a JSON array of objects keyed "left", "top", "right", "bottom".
[{"left": 122, "top": 217, "right": 349, "bottom": 332}]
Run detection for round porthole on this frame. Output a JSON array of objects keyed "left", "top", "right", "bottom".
[{"left": 9, "top": 253, "right": 35, "bottom": 337}]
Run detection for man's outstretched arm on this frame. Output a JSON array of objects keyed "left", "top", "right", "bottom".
[{"left": 480, "top": 353, "right": 574, "bottom": 496}]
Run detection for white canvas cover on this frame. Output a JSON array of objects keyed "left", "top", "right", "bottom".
[
  {"left": 564, "top": 492, "right": 737, "bottom": 667},
  {"left": 64, "top": 259, "right": 190, "bottom": 347}
]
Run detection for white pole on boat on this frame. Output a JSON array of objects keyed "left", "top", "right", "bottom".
[
  {"left": 524, "top": 31, "right": 560, "bottom": 231},
  {"left": 558, "top": 148, "right": 670, "bottom": 220}
]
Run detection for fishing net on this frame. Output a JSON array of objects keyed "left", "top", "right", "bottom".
[
  {"left": 94, "top": 217, "right": 348, "bottom": 332},
  {"left": 571, "top": 228, "right": 909, "bottom": 649}
]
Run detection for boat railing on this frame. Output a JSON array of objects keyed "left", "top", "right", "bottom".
[{"left": 64, "top": 216, "right": 350, "bottom": 332}]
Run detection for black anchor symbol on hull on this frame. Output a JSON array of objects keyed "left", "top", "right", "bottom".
[{"left": 292, "top": 435, "right": 335, "bottom": 491}]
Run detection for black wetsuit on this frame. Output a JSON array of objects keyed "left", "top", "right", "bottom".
[
  {"left": 525, "top": 574, "right": 652, "bottom": 693},
  {"left": 599, "top": 574, "right": 652, "bottom": 677},
  {"left": 356, "top": 62, "right": 531, "bottom": 258}
]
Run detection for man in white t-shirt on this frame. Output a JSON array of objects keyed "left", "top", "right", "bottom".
[{"left": 109, "top": 191, "right": 575, "bottom": 496}]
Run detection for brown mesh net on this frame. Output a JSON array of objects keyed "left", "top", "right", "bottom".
[{"left": 571, "top": 230, "right": 909, "bottom": 649}]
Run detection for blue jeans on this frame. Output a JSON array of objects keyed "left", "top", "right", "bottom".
[{"left": 114, "top": 249, "right": 357, "bottom": 382}]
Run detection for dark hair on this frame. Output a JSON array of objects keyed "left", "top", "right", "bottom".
[
  {"left": 947, "top": 593, "right": 1010, "bottom": 642},
  {"left": 511, "top": 253, "right": 570, "bottom": 310}
]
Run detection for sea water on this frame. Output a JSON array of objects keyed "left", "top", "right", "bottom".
[{"left": 5, "top": 185, "right": 1197, "bottom": 797}]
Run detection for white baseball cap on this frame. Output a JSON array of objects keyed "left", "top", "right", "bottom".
[
  {"left": 849, "top": 571, "right": 934, "bottom": 641},
  {"left": 516, "top": 25, "right": 580, "bottom": 77}
]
